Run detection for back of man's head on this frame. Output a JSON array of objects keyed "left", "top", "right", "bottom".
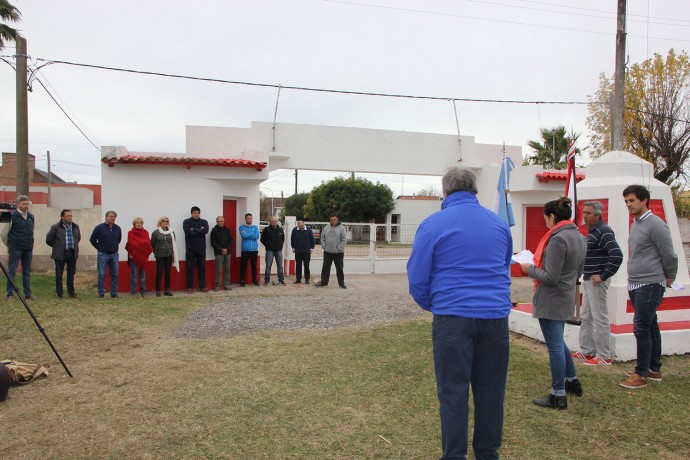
[{"left": 442, "top": 167, "right": 478, "bottom": 196}]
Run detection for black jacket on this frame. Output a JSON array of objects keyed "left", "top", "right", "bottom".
[
  {"left": 46, "top": 220, "right": 81, "bottom": 260},
  {"left": 210, "top": 225, "right": 233, "bottom": 255},
  {"left": 260, "top": 224, "right": 285, "bottom": 252}
]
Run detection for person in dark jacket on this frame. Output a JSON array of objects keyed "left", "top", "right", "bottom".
[
  {"left": 183, "top": 206, "right": 209, "bottom": 293},
  {"left": 90, "top": 210, "right": 122, "bottom": 298},
  {"left": 522, "top": 197, "right": 587, "bottom": 410},
  {"left": 210, "top": 216, "right": 233, "bottom": 291},
  {"left": 290, "top": 220, "right": 314, "bottom": 284},
  {"left": 260, "top": 216, "right": 285, "bottom": 285},
  {"left": 1, "top": 195, "right": 35, "bottom": 300},
  {"left": 150, "top": 216, "right": 178, "bottom": 297},
  {"left": 46, "top": 209, "right": 81, "bottom": 298}
]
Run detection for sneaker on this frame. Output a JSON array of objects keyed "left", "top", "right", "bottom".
[
  {"left": 263, "top": 281, "right": 268, "bottom": 286},
  {"left": 571, "top": 351, "right": 594, "bottom": 360},
  {"left": 305, "top": 279, "right": 310, "bottom": 284},
  {"left": 7, "top": 296, "right": 13, "bottom": 301},
  {"left": 620, "top": 373, "right": 647, "bottom": 389},
  {"left": 626, "top": 369, "right": 662, "bottom": 381},
  {"left": 583, "top": 357, "right": 612, "bottom": 366},
  {"left": 214, "top": 287, "right": 221, "bottom": 292},
  {"left": 186, "top": 288, "right": 193, "bottom": 294},
  {"left": 252, "top": 282, "right": 260, "bottom": 286},
  {"left": 240, "top": 282, "right": 245, "bottom": 287},
  {"left": 314, "top": 282, "right": 327, "bottom": 288}
]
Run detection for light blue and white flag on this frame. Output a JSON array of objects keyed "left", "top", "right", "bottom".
[{"left": 492, "top": 155, "right": 516, "bottom": 227}]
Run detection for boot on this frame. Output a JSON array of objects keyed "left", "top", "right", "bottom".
[
  {"left": 565, "top": 378, "right": 583, "bottom": 397},
  {"left": 533, "top": 394, "right": 567, "bottom": 410}
]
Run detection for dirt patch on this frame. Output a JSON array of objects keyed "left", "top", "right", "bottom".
[{"left": 174, "top": 274, "right": 536, "bottom": 338}]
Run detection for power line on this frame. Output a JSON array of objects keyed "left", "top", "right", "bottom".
[
  {"left": 514, "top": 0, "right": 690, "bottom": 24},
  {"left": 33, "top": 57, "right": 594, "bottom": 105}
]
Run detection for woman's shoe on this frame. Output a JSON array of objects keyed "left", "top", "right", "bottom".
[
  {"left": 533, "top": 394, "right": 567, "bottom": 410},
  {"left": 565, "top": 378, "right": 583, "bottom": 397}
]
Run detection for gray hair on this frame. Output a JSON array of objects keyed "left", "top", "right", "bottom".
[
  {"left": 105, "top": 210, "right": 117, "bottom": 218},
  {"left": 17, "top": 195, "right": 29, "bottom": 202},
  {"left": 442, "top": 167, "right": 478, "bottom": 195},
  {"left": 583, "top": 201, "right": 603, "bottom": 217}
]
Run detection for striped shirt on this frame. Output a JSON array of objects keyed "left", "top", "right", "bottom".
[{"left": 584, "top": 219, "right": 623, "bottom": 281}]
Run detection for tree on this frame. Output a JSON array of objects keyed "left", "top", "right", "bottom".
[
  {"left": 0, "top": 0, "right": 21, "bottom": 51},
  {"left": 523, "top": 126, "right": 581, "bottom": 170},
  {"left": 415, "top": 185, "right": 442, "bottom": 197},
  {"left": 586, "top": 49, "right": 690, "bottom": 184},
  {"left": 280, "top": 192, "right": 310, "bottom": 221},
  {"left": 304, "top": 177, "right": 395, "bottom": 222}
]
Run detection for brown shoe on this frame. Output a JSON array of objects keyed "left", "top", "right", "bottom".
[
  {"left": 627, "top": 369, "right": 662, "bottom": 381},
  {"left": 214, "top": 287, "right": 221, "bottom": 292},
  {"left": 620, "top": 373, "right": 647, "bottom": 389},
  {"left": 200, "top": 288, "right": 208, "bottom": 293},
  {"left": 186, "top": 288, "right": 193, "bottom": 294}
]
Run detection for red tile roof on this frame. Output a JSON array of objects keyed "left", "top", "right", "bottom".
[
  {"left": 102, "top": 155, "right": 267, "bottom": 171},
  {"left": 536, "top": 172, "right": 585, "bottom": 183}
]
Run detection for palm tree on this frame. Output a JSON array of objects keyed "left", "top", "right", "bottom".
[
  {"left": 523, "top": 126, "right": 581, "bottom": 170},
  {"left": 0, "top": 0, "right": 21, "bottom": 52}
]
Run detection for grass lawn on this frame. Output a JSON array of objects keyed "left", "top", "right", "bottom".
[{"left": 1, "top": 274, "right": 689, "bottom": 459}]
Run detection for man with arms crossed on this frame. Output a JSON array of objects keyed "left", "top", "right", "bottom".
[
  {"left": 620, "top": 185, "right": 677, "bottom": 389},
  {"left": 239, "top": 213, "right": 260, "bottom": 287},
  {"left": 408, "top": 167, "right": 512, "bottom": 460},
  {"left": 90, "top": 210, "right": 122, "bottom": 298},
  {"left": 46, "top": 209, "right": 81, "bottom": 298},
  {"left": 572, "top": 201, "right": 623, "bottom": 366},
  {"left": 291, "top": 220, "right": 315, "bottom": 284}
]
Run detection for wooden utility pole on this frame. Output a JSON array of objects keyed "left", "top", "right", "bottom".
[
  {"left": 16, "top": 36, "right": 29, "bottom": 196},
  {"left": 294, "top": 169, "right": 298, "bottom": 195},
  {"left": 47, "top": 151, "right": 52, "bottom": 207},
  {"left": 611, "top": 0, "right": 627, "bottom": 151}
]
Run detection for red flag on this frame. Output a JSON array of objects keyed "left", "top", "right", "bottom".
[{"left": 565, "top": 140, "right": 578, "bottom": 223}]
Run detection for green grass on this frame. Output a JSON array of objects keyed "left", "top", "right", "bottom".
[{"left": 1, "top": 275, "right": 689, "bottom": 459}]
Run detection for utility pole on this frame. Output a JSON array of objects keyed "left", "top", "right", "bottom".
[
  {"left": 16, "top": 36, "right": 29, "bottom": 196},
  {"left": 47, "top": 151, "right": 52, "bottom": 207},
  {"left": 611, "top": 0, "right": 627, "bottom": 151},
  {"left": 294, "top": 169, "right": 298, "bottom": 195}
]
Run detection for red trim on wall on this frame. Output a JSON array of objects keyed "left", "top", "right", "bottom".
[
  {"left": 536, "top": 172, "right": 585, "bottom": 183},
  {"left": 103, "top": 156, "right": 267, "bottom": 171}
]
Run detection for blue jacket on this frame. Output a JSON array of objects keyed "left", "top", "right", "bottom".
[
  {"left": 239, "top": 224, "right": 259, "bottom": 252},
  {"left": 407, "top": 191, "right": 513, "bottom": 319},
  {"left": 90, "top": 222, "right": 122, "bottom": 254},
  {"left": 8, "top": 210, "right": 34, "bottom": 250},
  {"left": 291, "top": 226, "right": 315, "bottom": 253},
  {"left": 183, "top": 217, "right": 209, "bottom": 251}
]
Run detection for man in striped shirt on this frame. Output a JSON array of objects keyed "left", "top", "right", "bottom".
[{"left": 572, "top": 201, "right": 623, "bottom": 366}]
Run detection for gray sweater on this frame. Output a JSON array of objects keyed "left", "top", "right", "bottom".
[
  {"left": 627, "top": 213, "right": 678, "bottom": 284},
  {"left": 321, "top": 223, "right": 347, "bottom": 253},
  {"left": 528, "top": 223, "right": 587, "bottom": 320}
]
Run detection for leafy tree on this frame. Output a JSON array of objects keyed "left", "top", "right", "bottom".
[
  {"left": 523, "top": 126, "right": 581, "bottom": 170},
  {"left": 0, "top": 0, "right": 21, "bottom": 51},
  {"left": 304, "top": 177, "right": 395, "bottom": 222},
  {"left": 280, "top": 192, "right": 309, "bottom": 221},
  {"left": 586, "top": 49, "right": 690, "bottom": 184}
]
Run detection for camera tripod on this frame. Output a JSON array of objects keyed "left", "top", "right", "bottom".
[{"left": 1, "top": 258, "right": 73, "bottom": 378}]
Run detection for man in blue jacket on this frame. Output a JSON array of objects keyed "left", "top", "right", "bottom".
[
  {"left": 239, "top": 213, "right": 260, "bottom": 287},
  {"left": 183, "top": 206, "right": 209, "bottom": 293},
  {"left": 1, "top": 195, "right": 35, "bottom": 301},
  {"left": 90, "top": 210, "right": 122, "bottom": 298},
  {"left": 291, "top": 220, "right": 315, "bottom": 284},
  {"left": 408, "top": 167, "right": 512, "bottom": 460}
]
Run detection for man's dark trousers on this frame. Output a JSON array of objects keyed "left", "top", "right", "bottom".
[
  {"left": 55, "top": 248, "right": 77, "bottom": 296},
  {"left": 240, "top": 250, "right": 258, "bottom": 284},
  {"left": 295, "top": 251, "right": 311, "bottom": 282},
  {"left": 320, "top": 252, "right": 344, "bottom": 286},
  {"left": 432, "top": 315, "right": 509, "bottom": 460},
  {"left": 186, "top": 249, "right": 206, "bottom": 289}
]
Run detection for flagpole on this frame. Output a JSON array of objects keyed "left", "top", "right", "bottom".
[{"left": 566, "top": 139, "right": 582, "bottom": 325}]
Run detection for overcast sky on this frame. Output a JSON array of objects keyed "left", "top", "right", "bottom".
[{"left": 1, "top": 0, "right": 688, "bottom": 196}]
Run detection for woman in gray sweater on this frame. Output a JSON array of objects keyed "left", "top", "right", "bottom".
[
  {"left": 150, "top": 216, "right": 178, "bottom": 296},
  {"left": 522, "top": 197, "right": 586, "bottom": 410}
]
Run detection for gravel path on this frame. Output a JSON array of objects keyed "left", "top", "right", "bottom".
[{"left": 173, "top": 274, "right": 536, "bottom": 339}]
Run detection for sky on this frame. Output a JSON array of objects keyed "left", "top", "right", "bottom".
[{"left": 1, "top": 0, "right": 688, "bottom": 197}]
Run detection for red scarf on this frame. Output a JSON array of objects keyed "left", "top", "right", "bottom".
[
  {"left": 532, "top": 220, "right": 573, "bottom": 287},
  {"left": 126, "top": 227, "right": 153, "bottom": 268}
]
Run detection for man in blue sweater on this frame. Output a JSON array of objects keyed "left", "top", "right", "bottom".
[
  {"left": 183, "top": 206, "right": 209, "bottom": 293},
  {"left": 408, "top": 167, "right": 512, "bottom": 460},
  {"left": 1, "top": 195, "right": 35, "bottom": 301},
  {"left": 620, "top": 185, "right": 678, "bottom": 389},
  {"left": 572, "top": 201, "right": 623, "bottom": 366},
  {"left": 239, "top": 213, "right": 260, "bottom": 287},
  {"left": 90, "top": 210, "right": 122, "bottom": 298}
]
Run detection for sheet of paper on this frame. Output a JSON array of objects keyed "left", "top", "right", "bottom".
[
  {"left": 670, "top": 281, "right": 686, "bottom": 291},
  {"left": 511, "top": 249, "right": 534, "bottom": 265}
]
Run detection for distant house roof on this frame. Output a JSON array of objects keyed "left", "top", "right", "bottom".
[
  {"left": 396, "top": 195, "right": 442, "bottom": 200},
  {"left": 102, "top": 155, "right": 267, "bottom": 171},
  {"left": 34, "top": 168, "right": 69, "bottom": 184},
  {"left": 536, "top": 172, "right": 585, "bottom": 183}
]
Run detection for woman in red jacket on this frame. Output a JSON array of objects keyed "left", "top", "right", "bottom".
[{"left": 125, "top": 217, "right": 153, "bottom": 297}]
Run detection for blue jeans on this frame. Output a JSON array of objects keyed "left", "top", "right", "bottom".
[
  {"left": 7, "top": 248, "right": 32, "bottom": 298},
  {"left": 629, "top": 284, "right": 665, "bottom": 377},
  {"left": 97, "top": 252, "right": 119, "bottom": 297},
  {"left": 432, "top": 315, "right": 509, "bottom": 460},
  {"left": 129, "top": 259, "right": 146, "bottom": 295},
  {"left": 538, "top": 319, "right": 577, "bottom": 396},
  {"left": 264, "top": 250, "right": 284, "bottom": 282}
]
